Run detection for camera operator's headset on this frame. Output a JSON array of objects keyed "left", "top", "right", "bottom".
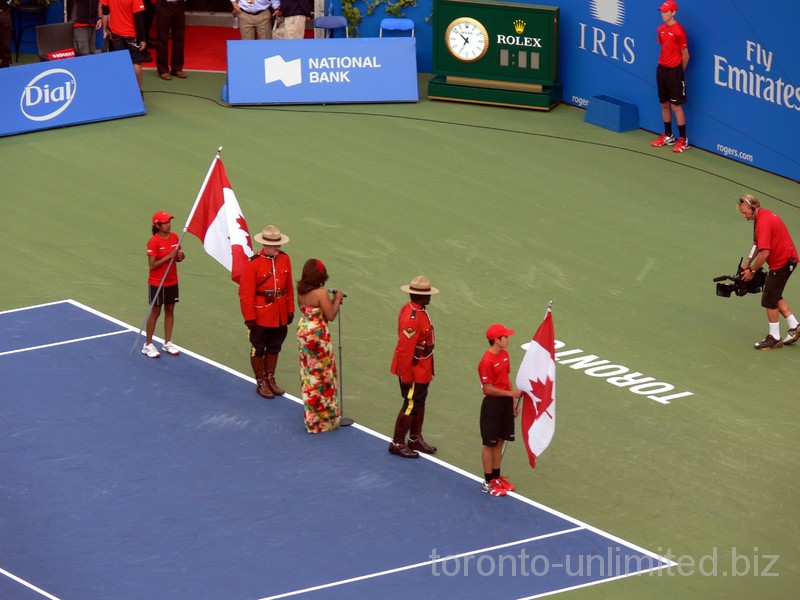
[{"left": 740, "top": 196, "right": 759, "bottom": 275}]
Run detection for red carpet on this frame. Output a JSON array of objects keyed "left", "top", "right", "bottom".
[{"left": 145, "top": 25, "right": 315, "bottom": 73}]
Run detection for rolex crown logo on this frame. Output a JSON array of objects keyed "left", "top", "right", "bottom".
[{"left": 513, "top": 19, "right": 526, "bottom": 34}]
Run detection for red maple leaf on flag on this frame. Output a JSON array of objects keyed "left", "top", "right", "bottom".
[
  {"left": 236, "top": 214, "right": 252, "bottom": 250},
  {"left": 529, "top": 376, "right": 554, "bottom": 419}
]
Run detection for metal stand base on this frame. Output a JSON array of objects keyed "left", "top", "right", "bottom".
[{"left": 340, "top": 417, "right": 354, "bottom": 427}]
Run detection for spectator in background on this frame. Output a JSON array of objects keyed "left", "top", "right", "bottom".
[
  {"left": 231, "top": 0, "right": 281, "bottom": 40},
  {"left": 142, "top": 0, "right": 155, "bottom": 60},
  {"left": 155, "top": 0, "right": 187, "bottom": 80},
  {"left": 650, "top": 1, "right": 690, "bottom": 153},
  {"left": 71, "top": 0, "right": 101, "bottom": 56},
  {"left": 101, "top": 0, "right": 147, "bottom": 91},
  {"left": 272, "top": 0, "right": 312, "bottom": 40},
  {"left": 0, "top": 0, "right": 11, "bottom": 68}
]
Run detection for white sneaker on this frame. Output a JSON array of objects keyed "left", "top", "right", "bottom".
[
  {"left": 783, "top": 326, "right": 800, "bottom": 346},
  {"left": 162, "top": 341, "right": 180, "bottom": 355},
  {"left": 141, "top": 343, "right": 161, "bottom": 358}
]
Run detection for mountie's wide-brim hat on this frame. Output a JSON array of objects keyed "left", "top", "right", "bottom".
[
  {"left": 254, "top": 224, "right": 289, "bottom": 246},
  {"left": 401, "top": 275, "right": 439, "bottom": 295}
]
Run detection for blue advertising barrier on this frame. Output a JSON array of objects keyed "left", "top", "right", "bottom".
[
  {"left": 0, "top": 52, "right": 145, "bottom": 137},
  {"left": 223, "top": 38, "right": 418, "bottom": 105},
  {"left": 502, "top": 0, "right": 799, "bottom": 181},
  {"left": 354, "top": 0, "right": 796, "bottom": 180}
]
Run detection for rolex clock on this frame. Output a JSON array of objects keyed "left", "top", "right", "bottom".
[
  {"left": 445, "top": 17, "right": 489, "bottom": 63},
  {"left": 430, "top": 0, "right": 562, "bottom": 110}
]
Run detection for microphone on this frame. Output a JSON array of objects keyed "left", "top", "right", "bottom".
[{"left": 327, "top": 288, "right": 347, "bottom": 298}]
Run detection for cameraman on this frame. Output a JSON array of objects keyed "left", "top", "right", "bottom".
[{"left": 737, "top": 194, "right": 800, "bottom": 349}]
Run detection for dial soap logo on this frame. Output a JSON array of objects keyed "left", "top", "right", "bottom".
[
  {"left": 20, "top": 68, "right": 77, "bottom": 122},
  {"left": 590, "top": 0, "right": 625, "bottom": 26}
]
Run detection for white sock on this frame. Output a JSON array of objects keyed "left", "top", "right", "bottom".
[
  {"left": 786, "top": 314, "right": 799, "bottom": 330},
  {"left": 769, "top": 322, "right": 780, "bottom": 340}
]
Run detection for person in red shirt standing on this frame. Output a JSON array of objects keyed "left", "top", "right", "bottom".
[
  {"left": 144, "top": 211, "right": 184, "bottom": 358},
  {"left": 389, "top": 275, "right": 439, "bottom": 458},
  {"left": 738, "top": 195, "right": 800, "bottom": 349},
  {"left": 478, "top": 324, "right": 524, "bottom": 497},
  {"left": 650, "top": 1, "right": 690, "bottom": 153},
  {"left": 239, "top": 224, "right": 294, "bottom": 399},
  {"left": 100, "top": 0, "right": 147, "bottom": 91}
]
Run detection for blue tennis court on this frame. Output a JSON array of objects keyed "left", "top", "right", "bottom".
[{"left": 0, "top": 300, "right": 673, "bottom": 599}]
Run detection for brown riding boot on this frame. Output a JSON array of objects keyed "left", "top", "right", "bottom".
[
  {"left": 388, "top": 412, "right": 418, "bottom": 458},
  {"left": 408, "top": 406, "right": 437, "bottom": 454},
  {"left": 264, "top": 353, "right": 285, "bottom": 396},
  {"left": 251, "top": 355, "right": 274, "bottom": 399}
]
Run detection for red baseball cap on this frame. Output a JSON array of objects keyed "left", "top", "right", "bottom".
[
  {"left": 658, "top": 1, "right": 678, "bottom": 12},
  {"left": 152, "top": 211, "right": 174, "bottom": 225},
  {"left": 486, "top": 323, "right": 515, "bottom": 341}
]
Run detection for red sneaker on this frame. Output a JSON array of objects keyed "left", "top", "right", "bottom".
[
  {"left": 496, "top": 475, "right": 516, "bottom": 491},
  {"left": 481, "top": 479, "right": 507, "bottom": 497},
  {"left": 650, "top": 133, "right": 675, "bottom": 147},
  {"left": 673, "top": 137, "right": 690, "bottom": 153}
]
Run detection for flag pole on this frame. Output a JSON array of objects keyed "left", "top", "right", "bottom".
[
  {"left": 503, "top": 299, "right": 554, "bottom": 457},
  {"left": 182, "top": 146, "right": 223, "bottom": 236},
  {"left": 128, "top": 147, "right": 224, "bottom": 357}
]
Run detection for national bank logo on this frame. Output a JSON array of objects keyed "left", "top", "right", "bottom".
[
  {"left": 590, "top": 0, "right": 625, "bottom": 26},
  {"left": 20, "top": 68, "right": 77, "bottom": 122},
  {"left": 265, "top": 55, "right": 302, "bottom": 87}
]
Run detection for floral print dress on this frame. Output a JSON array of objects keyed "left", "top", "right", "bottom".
[{"left": 297, "top": 305, "right": 340, "bottom": 433}]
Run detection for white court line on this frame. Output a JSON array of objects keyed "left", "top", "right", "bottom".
[
  {"left": 0, "top": 300, "right": 78, "bottom": 316},
  {"left": 0, "top": 567, "right": 61, "bottom": 600},
  {"left": 259, "top": 527, "right": 584, "bottom": 600},
  {"left": 0, "top": 329, "right": 130, "bottom": 357},
  {"left": 1, "top": 300, "right": 677, "bottom": 599}
]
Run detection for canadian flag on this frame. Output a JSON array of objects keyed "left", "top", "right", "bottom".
[
  {"left": 185, "top": 158, "right": 253, "bottom": 283},
  {"left": 515, "top": 308, "right": 556, "bottom": 469}
]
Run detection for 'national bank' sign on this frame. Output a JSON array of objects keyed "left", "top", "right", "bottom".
[{"left": 224, "top": 38, "right": 418, "bottom": 105}]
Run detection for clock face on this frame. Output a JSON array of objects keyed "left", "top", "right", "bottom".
[{"left": 445, "top": 17, "right": 489, "bottom": 63}]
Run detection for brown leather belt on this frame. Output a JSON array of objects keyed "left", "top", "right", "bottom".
[{"left": 259, "top": 290, "right": 286, "bottom": 300}]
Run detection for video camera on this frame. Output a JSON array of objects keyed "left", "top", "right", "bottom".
[{"left": 713, "top": 258, "right": 766, "bottom": 298}]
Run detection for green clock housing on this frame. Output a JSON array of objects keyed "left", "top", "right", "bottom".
[{"left": 429, "top": 0, "right": 562, "bottom": 110}]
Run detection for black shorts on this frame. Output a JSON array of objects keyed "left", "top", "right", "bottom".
[
  {"left": 109, "top": 32, "right": 143, "bottom": 65},
  {"left": 149, "top": 284, "right": 179, "bottom": 306},
  {"left": 398, "top": 380, "right": 429, "bottom": 416},
  {"left": 656, "top": 64, "right": 686, "bottom": 105},
  {"left": 480, "top": 396, "right": 515, "bottom": 447},
  {"left": 248, "top": 324, "right": 288, "bottom": 356},
  {"left": 761, "top": 262, "right": 796, "bottom": 309}
]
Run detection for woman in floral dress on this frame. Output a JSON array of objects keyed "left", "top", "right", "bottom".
[{"left": 296, "top": 259, "right": 345, "bottom": 433}]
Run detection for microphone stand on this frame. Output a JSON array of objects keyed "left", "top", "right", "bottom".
[{"left": 337, "top": 303, "right": 354, "bottom": 427}]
